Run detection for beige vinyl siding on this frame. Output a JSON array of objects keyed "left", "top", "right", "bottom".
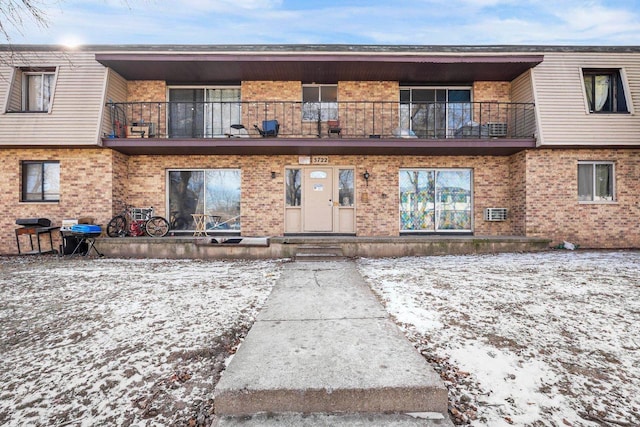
[
  {"left": 101, "top": 70, "right": 128, "bottom": 139},
  {"left": 532, "top": 52, "right": 640, "bottom": 146},
  {"left": 5, "top": 68, "right": 22, "bottom": 111},
  {"left": 510, "top": 69, "right": 537, "bottom": 140},
  {"left": 0, "top": 50, "right": 107, "bottom": 146}
]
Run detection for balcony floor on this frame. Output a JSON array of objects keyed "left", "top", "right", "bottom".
[{"left": 101, "top": 136, "right": 536, "bottom": 156}]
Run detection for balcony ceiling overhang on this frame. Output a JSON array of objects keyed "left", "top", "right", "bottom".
[
  {"left": 95, "top": 52, "right": 543, "bottom": 83},
  {"left": 101, "top": 138, "right": 537, "bottom": 156}
]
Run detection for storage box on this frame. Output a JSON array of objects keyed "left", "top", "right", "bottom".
[{"left": 70, "top": 224, "right": 102, "bottom": 234}]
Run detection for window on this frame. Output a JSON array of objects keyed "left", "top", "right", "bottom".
[
  {"left": 286, "top": 169, "right": 301, "bottom": 206},
  {"left": 21, "top": 161, "right": 60, "bottom": 202},
  {"left": 302, "top": 84, "right": 338, "bottom": 121},
  {"left": 167, "top": 169, "right": 241, "bottom": 231},
  {"left": 583, "top": 69, "right": 628, "bottom": 113},
  {"left": 578, "top": 162, "right": 615, "bottom": 202},
  {"left": 338, "top": 169, "right": 354, "bottom": 206},
  {"left": 400, "top": 87, "right": 472, "bottom": 138},
  {"left": 168, "top": 88, "right": 241, "bottom": 138},
  {"left": 399, "top": 169, "right": 472, "bottom": 232},
  {"left": 6, "top": 67, "right": 56, "bottom": 113}
]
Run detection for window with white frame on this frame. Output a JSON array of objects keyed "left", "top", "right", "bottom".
[
  {"left": 21, "top": 161, "right": 60, "bottom": 202},
  {"left": 578, "top": 161, "right": 615, "bottom": 202},
  {"left": 302, "top": 84, "right": 338, "bottom": 121},
  {"left": 583, "top": 69, "right": 628, "bottom": 113},
  {"left": 23, "top": 68, "right": 56, "bottom": 112}
]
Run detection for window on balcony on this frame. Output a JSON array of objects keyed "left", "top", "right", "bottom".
[
  {"left": 578, "top": 161, "right": 615, "bottom": 202},
  {"left": 168, "top": 88, "right": 241, "bottom": 138},
  {"left": 583, "top": 69, "right": 628, "bottom": 113},
  {"left": 400, "top": 87, "right": 472, "bottom": 138},
  {"left": 302, "top": 84, "right": 338, "bottom": 121},
  {"left": 21, "top": 161, "right": 60, "bottom": 202}
]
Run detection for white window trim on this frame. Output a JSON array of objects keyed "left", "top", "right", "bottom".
[
  {"left": 21, "top": 68, "right": 58, "bottom": 113},
  {"left": 579, "top": 67, "right": 633, "bottom": 115},
  {"left": 577, "top": 161, "right": 617, "bottom": 204}
]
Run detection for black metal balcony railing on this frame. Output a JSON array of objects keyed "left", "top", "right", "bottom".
[{"left": 106, "top": 101, "right": 536, "bottom": 140}]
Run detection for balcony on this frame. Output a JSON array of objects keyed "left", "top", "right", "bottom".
[{"left": 102, "top": 101, "right": 536, "bottom": 156}]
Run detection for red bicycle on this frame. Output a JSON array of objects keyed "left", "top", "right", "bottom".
[{"left": 106, "top": 201, "right": 170, "bottom": 237}]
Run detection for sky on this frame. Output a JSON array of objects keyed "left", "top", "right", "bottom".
[{"left": 4, "top": 0, "right": 640, "bottom": 46}]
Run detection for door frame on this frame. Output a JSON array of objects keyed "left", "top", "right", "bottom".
[{"left": 284, "top": 165, "right": 356, "bottom": 234}]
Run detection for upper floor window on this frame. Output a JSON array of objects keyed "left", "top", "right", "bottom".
[
  {"left": 583, "top": 69, "right": 628, "bottom": 113},
  {"left": 302, "top": 84, "right": 338, "bottom": 121},
  {"left": 167, "top": 87, "right": 241, "bottom": 138},
  {"left": 5, "top": 67, "right": 57, "bottom": 113},
  {"left": 24, "top": 71, "right": 55, "bottom": 112},
  {"left": 578, "top": 161, "right": 615, "bottom": 202},
  {"left": 400, "top": 87, "right": 472, "bottom": 138},
  {"left": 21, "top": 161, "right": 60, "bottom": 202}
]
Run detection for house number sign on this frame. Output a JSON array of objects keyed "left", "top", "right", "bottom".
[{"left": 312, "top": 156, "right": 329, "bottom": 164}]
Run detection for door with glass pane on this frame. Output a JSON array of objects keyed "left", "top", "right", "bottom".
[
  {"left": 400, "top": 169, "right": 472, "bottom": 232},
  {"left": 169, "top": 88, "right": 240, "bottom": 138},
  {"left": 285, "top": 167, "right": 355, "bottom": 233},
  {"left": 400, "top": 88, "right": 471, "bottom": 138},
  {"left": 204, "top": 89, "right": 241, "bottom": 136},
  {"left": 167, "top": 169, "right": 241, "bottom": 232}
]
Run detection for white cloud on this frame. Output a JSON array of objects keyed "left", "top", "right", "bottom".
[{"left": 3, "top": 0, "right": 640, "bottom": 45}]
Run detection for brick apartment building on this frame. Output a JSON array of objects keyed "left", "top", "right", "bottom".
[{"left": 0, "top": 45, "right": 638, "bottom": 255}]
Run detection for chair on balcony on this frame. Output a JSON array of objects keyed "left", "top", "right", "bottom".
[
  {"left": 327, "top": 120, "right": 342, "bottom": 137},
  {"left": 226, "top": 124, "right": 250, "bottom": 138},
  {"left": 254, "top": 120, "right": 280, "bottom": 137}
]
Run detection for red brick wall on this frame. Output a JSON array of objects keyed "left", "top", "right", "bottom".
[
  {"left": 3, "top": 146, "right": 637, "bottom": 253},
  {"left": 127, "top": 81, "right": 167, "bottom": 102},
  {"left": 0, "top": 148, "right": 119, "bottom": 254},
  {"left": 524, "top": 148, "right": 640, "bottom": 248},
  {"left": 508, "top": 151, "right": 527, "bottom": 235},
  {"left": 339, "top": 82, "right": 398, "bottom": 137},
  {"left": 473, "top": 81, "right": 512, "bottom": 124},
  {"left": 126, "top": 80, "right": 167, "bottom": 136},
  {"left": 473, "top": 81, "right": 511, "bottom": 103},
  {"left": 241, "top": 81, "right": 302, "bottom": 137}
]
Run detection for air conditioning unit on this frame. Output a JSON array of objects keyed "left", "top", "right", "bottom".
[
  {"left": 484, "top": 208, "right": 508, "bottom": 221},
  {"left": 487, "top": 122, "right": 508, "bottom": 137}
]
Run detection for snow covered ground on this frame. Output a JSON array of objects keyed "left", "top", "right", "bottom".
[
  {"left": 358, "top": 251, "right": 640, "bottom": 427},
  {"left": 0, "top": 257, "right": 282, "bottom": 426},
  {"left": 1, "top": 251, "right": 638, "bottom": 427}
]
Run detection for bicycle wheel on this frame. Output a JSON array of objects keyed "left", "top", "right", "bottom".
[
  {"left": 106, "top": 215, "right": 127, "bottom": 237},
  {"left": 145, "top": 216, "right": 170, "bottom": 237}
]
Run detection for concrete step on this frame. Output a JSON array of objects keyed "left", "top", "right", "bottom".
[
  {"left": 213, "top": 262, "right": 449, "bottom": 418},
  {"left": 214, "top": 412, "right": 455, "bottom": 426},
  {"left": 294, "top": 245, "right": 346, "bottom": 261}
]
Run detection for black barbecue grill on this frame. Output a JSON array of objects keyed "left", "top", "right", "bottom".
[{"left": 15, "top": 218, "right": 60, "bottom": 255}]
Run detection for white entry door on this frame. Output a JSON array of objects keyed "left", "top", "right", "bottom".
[{"left": 303, "top": 168, "right": 333, "bottom": 232}]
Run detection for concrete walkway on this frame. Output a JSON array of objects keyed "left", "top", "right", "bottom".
[{"left": 213, "top": 261, "right": 453, "bottom": 426}]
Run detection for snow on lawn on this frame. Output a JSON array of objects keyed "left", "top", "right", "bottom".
[
  {"left": 358, "top": 251, "right": 640, "bottom": 427},
  {"left": 0, "top": 256, "right": 282, "bottom": 427}
]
